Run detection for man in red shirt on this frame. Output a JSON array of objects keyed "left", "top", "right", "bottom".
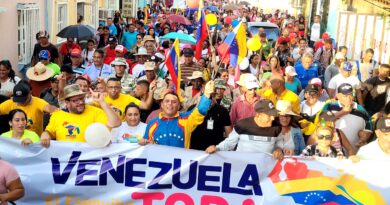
[
  {"left": 103, "top": 36, "right": 118, "bottom": 65},
  {"left": 59, "top": 38, "right": 81, "bottom": 66}
]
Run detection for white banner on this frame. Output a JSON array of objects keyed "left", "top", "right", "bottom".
[{"left": 0, "top": 138, "right": 389, "bottom": 205}]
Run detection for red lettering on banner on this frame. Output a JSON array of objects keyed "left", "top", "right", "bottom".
[
  {"left": 242, "top": 199, "right": 255, "bottom": 205},
  {"left": 201, "top": 195, "right": 229, "bottom": 205},
  {"left": 131, "top": 192, "right": 164, "bottom": 205},
  {"left": 165, "top": 193, "right": 194, "bottom": 205}
]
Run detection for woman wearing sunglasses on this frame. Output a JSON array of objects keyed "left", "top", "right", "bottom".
[{"left": 300, "top": 125, "right": 344, "bottom": 159}]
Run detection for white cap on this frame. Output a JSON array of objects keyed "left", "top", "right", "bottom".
[
  {"left": 242, "top": 74, "right": 260, "bottom": 90},
  {"left": 285, "top": 66, "right": 297, "bottom": 76}
]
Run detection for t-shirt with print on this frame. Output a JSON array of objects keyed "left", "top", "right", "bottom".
[
  {"left": 0, "top": 160, "right": 20, "bottom": 205},
  {"left": 0, "top": 97, "right": 48, "bottom": 135},
  {"left": 217, "top": 117, "right": 282, "bottom": 153},
  {"left": 45, "top": 105, "right": 108, "bottom": 142},
  {"left": 111, "top": 121, "right": 146, "bottom": 143},
  {"left": 103, "top": 94, "right": 140, "bottom": 120},
  {"left": 32, "top": 43, "right": 59, "bottom": 63},
  {"left": 364, "top": 76, "right": 390, "bottom": 115}
]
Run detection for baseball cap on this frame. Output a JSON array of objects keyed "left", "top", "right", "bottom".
[
  {"left": 115, "top": 45, "right": 128, "bottom": 54},
  {"left": 285, "top": 66, "right": 297, "bottom": 76},
  {"left": 310, "top": 78, "right": 322, "bottom": 87},
  {"left": 242, "top": 74, "right": 260, "bottom": 90},
  {"left": 214, "top": 79, "right": 227, "bottom": 89},
  {"left": 335, "top": 52, "right": 344, "bottom": 60},
  {"left": 70, "top": 49, "right": 81, "bottom": 57},
  {"left": 144, "top": 61, "right": 156, "bottom": 71},
  {"left": 376, "top": 117, "right": 390, "bottom": 133},
  {"left": 305, "top": 84, "right": 320, "bottom": 93},
  {"left": 322, "top": 32, "right": 330, "bottom": 40},
  {"left": 38, "top": 30, "right": 49, "bottom": 38},
  {"left": 38, "top": 50, "right": 51, "bottom": 60},
  {"left": 61, "top": 64, "right": 75, "bottom": 74},
  {"left": 337, "top": 83, "right": 353, "bottom": 95},
  {"left": 319, "top": 111, "right": 337, "bottom": 122},
  {"left": 13, "top": 82, "right": 30, "bottom": 103},
  {"left": 254, "top": 100, "right": 278, "bottom": 116},
  {"left": 342, "top": 62, "right": 353, "bottom": 71},
  {"left": 108, "top": 36, "right": 117, "bottom": 44},
  {"left": 183, "top": 48, "right": 194, "bottom": 57}
]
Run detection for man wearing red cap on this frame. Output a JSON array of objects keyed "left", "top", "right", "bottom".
[{"left": 59, "top": 38, "right": 81, "bottom": 66}]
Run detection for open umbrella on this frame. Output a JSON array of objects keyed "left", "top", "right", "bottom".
[
  {"left": 57, "top": 24, "right": 96, "bottom": 39},
  {"left": 160, "top": 32, "right": 196, "bottom": 45},
  {"left": 167, "top": 14, "right": 192, "bottom": 25},
  {"left": 222, "top": 3, "right": 238, "bottom": 11},
  {"left": 238, "top": 1, "right": 251, "bottom": 6},
  {"left": 204, "top": 5, "right": 219, "bottom": 13}
]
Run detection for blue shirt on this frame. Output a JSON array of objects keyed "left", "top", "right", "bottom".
[
  {"left": 84, "top": 63, "right": 114, "bottom": 82},
  {"left": 294, "top": 64, "right": 318, "bottom": 88},
  {"left": 285, "top": 78, "right": 301, "bottom": 94},
  {"left": 108, "top": 24, "right": 117, "bottom": 36},
  {"left": 121, "top": 31, "right": 138, "bottom": 50}
]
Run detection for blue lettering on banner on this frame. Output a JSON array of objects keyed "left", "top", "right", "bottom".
[{"left": 51, "top": 151, "right": 263, "bottom": 196}]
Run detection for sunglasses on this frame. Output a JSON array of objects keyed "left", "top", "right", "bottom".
[{"left": 317, "top": 135, "right": 332, "bottom": 140}]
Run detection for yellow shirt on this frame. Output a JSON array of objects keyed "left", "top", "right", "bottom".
[
  {"left": 0, "top": 97, "right": 48, "bottom": 135},
  {"left": 261, "top": 88, "right": 301, "bottom": 114},
  {"left": 45, "top": 105, "right": 108, "bottom": 142},
  {"left": 104, "top": 94, "right": 141, "bottom": 120},
  {"left": 1, "top": 130, "right": 40, "bottom": 143}
]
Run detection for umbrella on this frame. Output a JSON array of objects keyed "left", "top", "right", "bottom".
[
  {"left": 167, "top": 14, "right": 192, "bottom": 25},
  {"left": 160, "top": 32, "right": 196, "bottom": 45},
  {"left": 57, "top": 24, "right": 96, "bottom": 39},
  {"left": 222, "top": 3, "right": 238, "bottom": 11},
  {"left": 204, "top": 5, "right": 219, "bottom": 13},
  {"left": 238, "top": 1, "right": 251, "bottom": 6}
]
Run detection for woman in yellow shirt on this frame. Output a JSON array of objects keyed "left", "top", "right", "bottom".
[{"left": 1, "top": 109, "right": 40, "bottom": 145}]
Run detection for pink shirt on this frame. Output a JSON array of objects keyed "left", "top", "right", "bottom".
[
  {"left": 230, "top": 95, "right": 260, "bottom": 126},
  {"left": 0, "top": 160, "right": 20, "bottom": 205}
]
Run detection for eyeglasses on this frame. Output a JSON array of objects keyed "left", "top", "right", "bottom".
[
  {"left": 317, "top": 135, "right": 332, "bottom": 140},
  {"left": 137, "top": 38, "right": 142, "bottom": 40},
  {"left": 68, "top": 97, "right": 84, "bottom": 104}
]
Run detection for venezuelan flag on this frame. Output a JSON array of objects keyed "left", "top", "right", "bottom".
[
  {"left": 165, "top": 38, "right": 182, "bottom": 99},
  {"left": 217, "top": 22, "right": 247, "bottom": 67},
  {"left": 195, "top": 0, "right": 208, "bottom": 60}
]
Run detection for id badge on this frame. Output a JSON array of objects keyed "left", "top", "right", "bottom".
[{"left": 207, "top": 119, "right": 214, "bottom": 130}]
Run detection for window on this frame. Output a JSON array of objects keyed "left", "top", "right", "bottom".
[
  {"left": 77, "top": 2, "right": 85, "bottom": 23},
  {"left": 91, "top": 0, "right": 98, "bottom": 27},
  {"left": 17, "top": 3, "right": 40, "bottom": 65},
  {"left": 57, "top": 3, "right": 67, "bottom": 44}
]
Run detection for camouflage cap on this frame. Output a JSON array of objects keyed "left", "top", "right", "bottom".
[{"left": 214, "top": 79, "right": 227, "bottom": 89}]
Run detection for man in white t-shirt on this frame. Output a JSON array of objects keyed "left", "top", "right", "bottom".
[
  {"left": 328, "top": 62, "right": 363, "bottom": 105},
  {"left": 358, "top": 117, "right": 390, "bottom": 160},
  {"left": 309, "top": 15, "right": 322, "bottom": 46},
  {"left": 111, "top": 103, "right": 146, "bottom": 143}
]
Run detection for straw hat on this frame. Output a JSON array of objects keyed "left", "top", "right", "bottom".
[
  {"left": 143, "top": 35, "right": 155, "bottom": 42},
  {"left": 276, "top": 100, "right": 300, "bottom": 116},
  {"left": 187, "top": 71, "right": 205, "bottom": 80},
  {"left": 26, "top": 62, "right": 54, "bottom": 81},
  {"left": 64, "top": 84, "right": 86, "bottom": 100}
]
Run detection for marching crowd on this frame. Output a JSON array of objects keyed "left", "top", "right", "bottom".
[{"left": 1, "top": 1, "right": 390, "bottom": 203}]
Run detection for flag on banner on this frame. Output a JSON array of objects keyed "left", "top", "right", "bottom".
[
  {"left": 165, "top": 38, "right": 182, "bottom": 99},
  {"left": 217, "top": 22, "right": 247, "bottom": 67},
  {"left": 195, "top": 0, "right": 208, "bottom": 60}
]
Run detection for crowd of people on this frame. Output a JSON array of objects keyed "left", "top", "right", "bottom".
[{"left": 1, "top": 1, "right": 390, "bottom": 203}]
